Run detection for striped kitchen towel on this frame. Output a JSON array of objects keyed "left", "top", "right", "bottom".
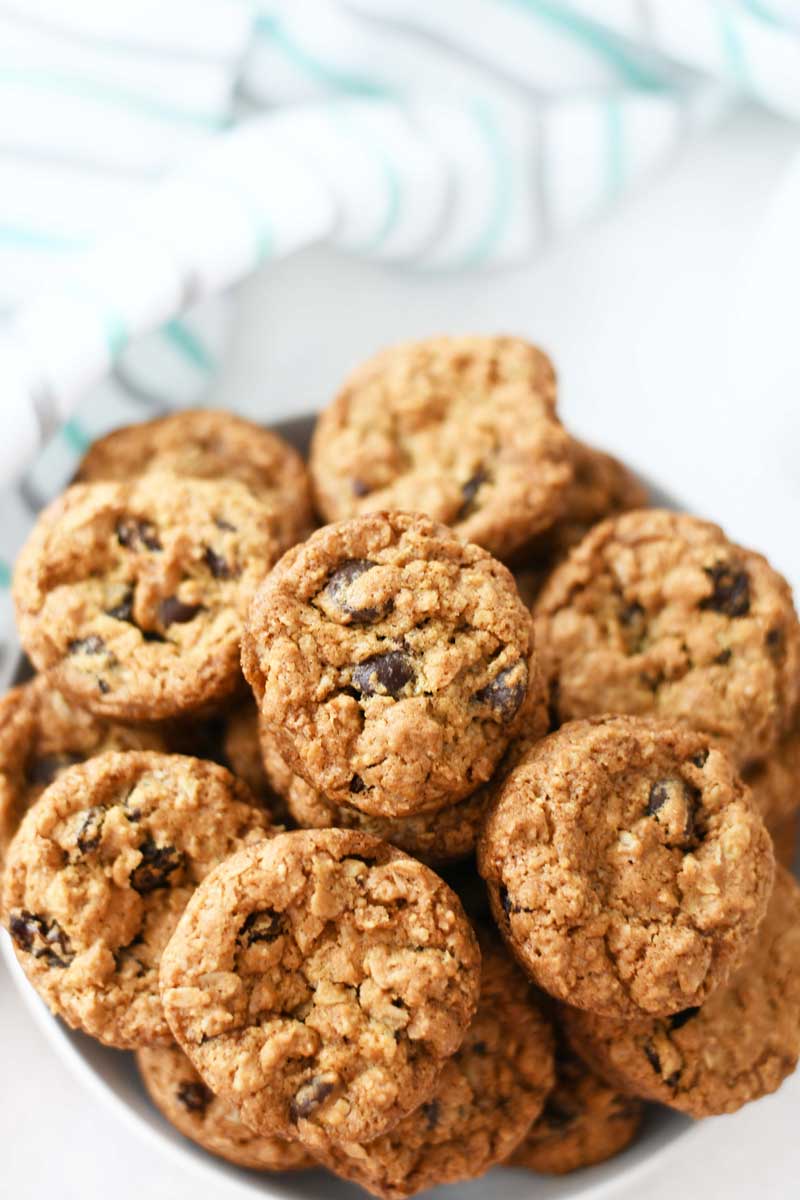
[{"left": 0, "top": 0, "right": 799, "bottom": 683}]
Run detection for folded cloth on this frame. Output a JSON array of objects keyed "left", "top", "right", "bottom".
[{"left": 0, "top": 0, "right": 798, "bottom": 683}]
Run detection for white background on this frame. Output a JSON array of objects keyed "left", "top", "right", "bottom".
[{"left": 2, "top": 103, "right": 799, "bottom": 1199}]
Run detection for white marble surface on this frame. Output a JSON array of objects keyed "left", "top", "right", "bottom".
[{"left": 3, "top": 103, "right": 800, "bottom": 1199}]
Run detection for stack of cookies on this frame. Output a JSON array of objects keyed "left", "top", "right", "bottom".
[{"left": 1, "top": 336, "right": 799, "bottom": 1198}]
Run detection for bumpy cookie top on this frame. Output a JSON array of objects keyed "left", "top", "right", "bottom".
[
  {"left": 534, "top": 509, "right": 800, "bottom": 762},
  {"left": 507, "top": 1044, "right": 643, "bottom": 1176},
  {"left": 0, "top": 674, "right": 165, "bottom": 867},
  {"left": 3, "top": 752, "right": 270, "bottom": 1047},
  {"left": 309, "top": 336, "right": 572, "bottom": 560},
  {"left": 258, "top": 717, "right": 491, "bottom": 865},
  {"left": 136, "top": 1042, "right": 313, "bottom": 1172},
  {"left": 478, "top": 717, "right": 775, "bottom": 1017},
  {"left": 562, "top": 866, "right": 800, "bottom": 1118},
  {"left": 159, "top": 828, "right": 481, "bottom": 1152},
  {"left": 242, "top": 511, "right": 538, "bottom": 817},
  {"left": 13, "top": 476, "right": 280, "bottom": 720},
  {"left": 77, "top": 409, "right": 313, "bottom": 553},
  {"left": 318, "top": 938, "right": 555, "bottom": 1199}
]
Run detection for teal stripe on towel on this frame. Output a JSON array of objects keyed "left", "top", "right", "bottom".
[
  {"left": 462, "top": 100, "right": 513, "bottom": 267},
  {"left": 715, "top": 3, "right": 752, "bottom": 85},
  {"left": 499, "top": 0, "right": 664, "bottom": 89},
  {"left": 61, "top": 417, "right": 90, "bottom": 454},
  {"left": 0, "top": 561, "right": 10, "bottom": 589},
  {"left": 0, "top": 225, "right": 88, "bottom": 251},
  {"left": 255, "top": 15, "right": 390, "bottom": 97},
  {"left": 164, "top": 319, "right": 216, "bottom": 373}
]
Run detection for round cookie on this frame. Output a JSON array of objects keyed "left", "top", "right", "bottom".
[
  {"left": 513, "top": 438, "right": 649, "bottom": 572},
  {"left": 478, "top": 716, "right": 775, "bottom": 1017},
  {"left": 3, "top": 752, "right": 270, "bottom": 1047},
  {"left": 534, "top": 510, "right": 800, "bottom": 763},
  {"left": 741, "top": 723, "right": 800, "bottom": 828},
  {"left": 13, "top": 476, "right": 280, "bottom": 721},
  {"left": 309, "top": 336, "right": 572, "bottom": 560},
  {"left": 562, "top": 866, "right": 800, "bottom": 1118},
  {"left": 242, "top": 511, "right": 537, "bottom": 818},
  {"left": 318, "top": 938, "right": 555, "bottom": 1199},
  {"left": 0, "top": 674, "right": 165, "bottom": 867},
  {"left": 159, "top": 828, "right": 481, "bottom": 1152},
  {"left": 507, "top": 1045, "right": 643, "bottom": 1175},
  {"left": 77, "top": 409, "right": 313, "bottom": 553},
  {"left": 137, "top": 1042, "right": 313, "bottom": 1172},
  {"left": 258, "top": 718, "right": 490, "bottom": 865}
]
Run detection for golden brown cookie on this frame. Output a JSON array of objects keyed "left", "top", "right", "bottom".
[
  {"left": 562, "top": 866, "right": 800, "bottom": 1118},
  {"left": 13, "top": 476, "right": 280, "bottom": 721},
  {"left": 478, "top": 717, "right": 774, "bottom": 1017},
  {"left": 534, "top": 510, "right": 800, "bottom": 763},
  {"left": 0, "top": 674, "right": 165, "bottom": 868},
  {"left": 137, "top": 1042, "right": 313, "bottom": 1171},
  {"left": 159, "top": 828, "right": 481, "bottom": 1153},
  {"left": 741, "top": 723, "right": 800, "bottom": 828},
  {"left": 513, "top": 438, "right": 649, "bottom": 583},
  {"left": 258, "top": 717, "right": 489, "bottom": 865},
  {"left": 309, "top": 336, "right": 572, "bottom": 560},
  {"left": 242, "top": 511, "right": 537, "bottom": 818},
  {"left": 318, "top": 938, "right": 555, "bottom": 1199},
  {"left": 507, "top": 1044, "right": 643, "bottom": 1175},
  {"left": 770, "top": 813, "right": 798, "bottom": 869},
  {"left": 3, "top": 752, "right": 270, "bottom": 1047},
  {"left": 77, "top": 409, "right": 313, "bottom": 553}
]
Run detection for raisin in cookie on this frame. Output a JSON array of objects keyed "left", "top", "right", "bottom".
[
  {"left": 534, "top": 510, "right": 800, "bottom": 763},
  {"left": 318, "top": 937, "right": 555, "bottom": 1199},
  {"left": 562, "top": 866, "right": 800, "bottom": 1118},
  {"left": 242, "top": 512, "right": 537, "bottom": 818},
  {"left": 13, "top": 476, "right": 280, "bottom": 721},
  {"left": 159, "top": 828, "right": 481, "bottom": 1152},
  {"left": 507, "top": 1044, "right": 643, "bottom": 1175},
  {"left": 478, "top": 717, "right": 774, "bottom": 1017},
  {"left": 137, "top": 1042, "right": 313, "bottom": 1171},
  {"left": 77, "top": 409, "right": 313, "bottom": 553},
  {"left": 309, "top": 336, "right": 572, "bottom": 560},
  {"left": 0, "top": 674, "right": 165, "bottom": 868},
  {"left": 258, "top": 718, "right": 490, "bottom": 865},
  {"left": 3, "top": 752, "right": 270, "bottom": 1047}
]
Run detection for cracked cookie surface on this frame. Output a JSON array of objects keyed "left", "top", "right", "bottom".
[
  {"left": 562, "top": 866, "right": 800, "bottom": 1117},
  {"left": 478, "top": 717, "right": 774, "bottom": 1017},
  {"left": 0, "top": 674, "right": 165, "bottom": 869},
  {"left": 159, "top": 828, "right": 481, "bottom": 1152},
  {"left": 13, "top": 476, "right": 280, "bottom": 721},
  {"left": 242, "top": 511, "right": 537, "bottom": 818},
  {"left": 309, "top": 336, "right": 572, "bottom": 560},
  {"left": 258, "top": 717, "right": 492, "bottom": 865},
  {"left": 534, "top": 510, "right": 800, "bottom": 763},
  {"left": 317, "top": 937, "right": 555, "bottom": 1199},
  {"left": 137, "top": 1042, "right": 314, "bottom": 1171},
  {"left": 77, "top": 409, "right": 313, "bottom": 553},
  {"left": 3, "top": 751, "right": 270, "bottom": 1047},
  {"left": 507, "top": 1043, "right": 643, "bottom": 1175}
]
